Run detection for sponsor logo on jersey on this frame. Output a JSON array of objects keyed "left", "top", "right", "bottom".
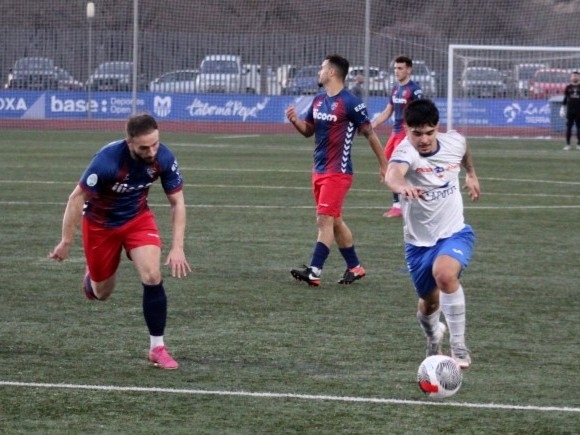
[
  {"left": 423, "top": 185, "right": 457, "bottom": 202},
  {"left": 392, "top": 96, "right": 407, "bottom": 104},
  {"left": 313, "top": 109, "right": 337, "bottom": 122},
  {"left": 111, "top": 181, "right": 153, "bottom": 193},
  {"left": 416, "top": 163, "right": 460, "bottom": 174}
]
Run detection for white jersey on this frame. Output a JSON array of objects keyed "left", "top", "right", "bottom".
[{"left": 390, "top": 130, "right": 466, "bottom": 246}]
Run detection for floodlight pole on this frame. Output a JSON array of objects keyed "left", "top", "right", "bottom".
[
  {"left": 132, "top": 0, "right": 138, "bottom": 115},
  {"left": 363, "top": 0, "right": 370, "bottom": 102},
  {"left": 87, "top": 2, "right": 95, "bottom": 119}
]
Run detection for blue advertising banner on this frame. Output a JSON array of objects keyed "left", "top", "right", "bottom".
[{"left": 0, "top": 91, "right": 553, "bottom": 128}]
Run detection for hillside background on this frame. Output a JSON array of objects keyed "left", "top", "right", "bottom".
[
  {"left": 2, "top": 0, "right": 580, "bottom": 86},
  {"left": 3, "top": 0, "right": 580, "bottom": 41}
]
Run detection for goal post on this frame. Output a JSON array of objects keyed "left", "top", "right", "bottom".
[{"left": 447, "top": 44, "right": 580, "bottom": 136}]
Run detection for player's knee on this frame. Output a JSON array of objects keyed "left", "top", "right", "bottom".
[
  {"left": 432, "top": 270, "right": 458, "bottom": 291},
  {"left": 93, "top": 283, "right": 114, "bottom": 300},
  {"left": 140, "top": 269, "right": 162, "bottom": 285}
]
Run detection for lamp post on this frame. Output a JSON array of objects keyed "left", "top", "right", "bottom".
[
  {"left": 132, "top": 0, "right": 138, "bottom": 115},
  {"left": 87, "top": 2, "right": 95, "bottom": 119}
]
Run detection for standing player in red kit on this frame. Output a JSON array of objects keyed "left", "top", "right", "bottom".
[
  {"left": 372, "top": 55, "right": 423, "bottom": 218},
  {"left": 286, "top": 54, "right": 387, "bottom": 286},
  {"left": 49, "top": 114, "right": 191, "bottom": 369}
]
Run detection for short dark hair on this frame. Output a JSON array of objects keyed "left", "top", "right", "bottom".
[
  {"left": 404, "top": 99, "right": 439, "bottom": 128},
  {"left": 325, "top": 54, "right": 349, "bottom": 81},
  {"left": 126, "top": 113, "right": 158, "bottom": 138},
  {"left": 394, "top": 55, "right": 413, "bottom": 68}
]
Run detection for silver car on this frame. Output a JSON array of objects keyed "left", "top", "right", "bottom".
[
  {"left": 347, "top": 66, "right": 388, "bottom": 96},
  {"left": 149, "top": 69, "right": 199, "bottom": 93}
]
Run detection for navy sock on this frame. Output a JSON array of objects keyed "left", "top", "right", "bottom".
[
  {"left": 142, "top": 282, "right": 167, "bottom": 337},
  {"left": 310, "top": 241, "right": 330, "bottom": 270},
  {"left": 393, "top": 192, "right": 400, "bottom": 204},
  {"left": 339, "top": 246, "right": 360, "bottom": 269},
  {"left": 84, "top": 273, "right": 100, "bottom": 300}
]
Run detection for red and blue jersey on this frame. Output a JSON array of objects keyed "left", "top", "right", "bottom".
[
  {"left": 390, "top": 80, "right": 423, "bottom": 133},
  {"left": 79, "top": 140, "right": 183, "bottom": 228},
  {"left": 305, "top": 88, "right": 370, "bottom": 174}
]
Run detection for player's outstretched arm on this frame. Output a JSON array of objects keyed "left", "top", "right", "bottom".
[
  {"left": 48, "top": 185, "right": 87, "bottom": 262},
  {"left": 360, "top": 123, "right": 388, "bottom": 181},
  {"left": 371, "top": 103, "right": 393, "bottom": 130},
  {"left": 461, "top": 145, "right": 480, "bottom": 202},
  {"left": 385, "top": 162, "right": 423, "bottom": 200},
  {"left": 164, "top": 190, "right": 192, "bottom": 278}
]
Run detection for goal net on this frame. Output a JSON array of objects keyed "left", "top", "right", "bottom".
[
  {"left": 1, "top": 0, "right": 580, "bottom": 136},
  {"left": 447, "top": 44, "right": 580, "bottom": 138}
]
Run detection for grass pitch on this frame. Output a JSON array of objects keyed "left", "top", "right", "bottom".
[{"left": 1, "top": 129, "right": 579, "bottom": 433}]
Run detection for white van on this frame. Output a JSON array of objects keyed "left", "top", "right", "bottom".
[{"left": 196, "top": 54, "right": 243, "bottom": 93}]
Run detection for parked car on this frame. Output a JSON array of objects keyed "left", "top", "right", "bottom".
[
  {"left": 196, "top": 54, "right": 243, "bottom": 93},
  {"left": 387, "top": 59, "right": 437, "bottom": 97},
  {"left": 87, "top": 61, "right": 146, "bottom": 92},
  {"left": 243, "top": 64, "right": 279, "bottom": 95},
  {"left": 7, "top": 57, "right": 59, "bottom": 90},
  {"left": 346, "top": 66, "right": 387, "bottom": 96},
  {"left": 511, "top": 63, "right": 548, "bottom": 98},
  {"left": 409, "top": 60, "right": 437, "bottom": 97},
  {"left": 528, "top": 68, "right": 569, "bottom": 99},
  {"left": 277, "top": 64, "right": 297, "bottom": 95},
  {"left": 54, "top": 67, "right": 84, "bottom": 91},
  {"left": 285, "top": 65, "right": 321, "bottom": 95},
  {"left": 460, "top": 66, "right": 508, "bottom": 98},
  {"left": 149, "top": 69, "right": 198, "bottom": 93}
]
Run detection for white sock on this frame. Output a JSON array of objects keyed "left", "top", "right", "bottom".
[
  {"left": 417, "top": 309, "right": 441, "bottom": 339},
  {"left": 440, "top": 286, "right": 466, "bottom": 346},
  {"left": 150, "top": 335, "right": 164, "bottom": 350}
]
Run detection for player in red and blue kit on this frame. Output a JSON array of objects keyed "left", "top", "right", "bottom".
[
  {"left": 286, "top": 54, "right": 387, "bottom": 286},
  {"left": 372, "top": 55, "right": 423, "bottom": 217},
  {"left": 49, "top": 114, "right": 191, "bottom": 369}
]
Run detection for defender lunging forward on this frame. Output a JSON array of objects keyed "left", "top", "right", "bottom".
[{"left": 49, "top": 114, "right": 191, "bottom": 369}]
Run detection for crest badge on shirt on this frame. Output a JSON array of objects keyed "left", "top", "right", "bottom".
[
  {"left": 87, "top": 173, "right": 98, "bottom": 187},
  {"left": 146, "top": 167, "right": 157, "bottom": 179}
]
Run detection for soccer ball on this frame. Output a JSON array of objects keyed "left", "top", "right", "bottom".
[{"left": 417, "top": 355, "right": 463, "bottom": 399}]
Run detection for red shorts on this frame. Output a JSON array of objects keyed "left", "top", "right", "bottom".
[
  {"left": 312, "top": 173, "right": 353, "bottom": 218},
  {"left": 82, "top": 210, "right": 162, "bottom": 281},
  {"left": 384, "top": 131, "right": 407, "bottom": 160}
]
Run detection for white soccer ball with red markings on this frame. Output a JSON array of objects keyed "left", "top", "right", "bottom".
[{"left": 417, "top": 355, "right": 463, "bottom": 398}]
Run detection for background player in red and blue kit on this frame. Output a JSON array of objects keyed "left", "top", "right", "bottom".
[
  {"left": 49, "top": 114, "right": 191, "bottom": 369},
  {"left": 286, "top": 54, "right": 387, "bottom": 286},
  {"left": 372, "top": 55, "right": 423, "bottom": 217}
]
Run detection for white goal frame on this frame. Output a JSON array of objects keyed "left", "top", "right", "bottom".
[{"left": 447, "top": 44, "right": 580, "bottom": 131}]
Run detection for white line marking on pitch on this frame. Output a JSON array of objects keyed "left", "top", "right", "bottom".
[
  {"left": 2, "top": 201, "right": 580, "bottom": 211},
  {"left": 0, "top": 381, "right": 578, "bottom": 413}
]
